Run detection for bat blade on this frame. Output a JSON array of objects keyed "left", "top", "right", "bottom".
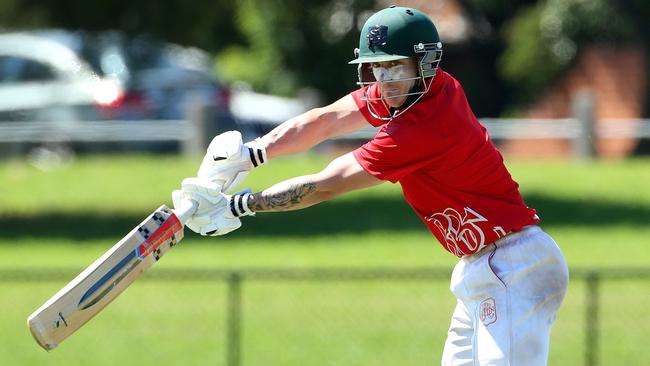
[{"left": 27, "top": 204, "right": 185, "bottom": 351}]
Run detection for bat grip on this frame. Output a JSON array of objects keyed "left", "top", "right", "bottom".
[{"left": 173, "top": 198, "right": 199, "bottom": 225}]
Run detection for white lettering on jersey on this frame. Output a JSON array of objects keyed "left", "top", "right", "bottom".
[
  {"left": 493, "top": 226, "right": 507, "bottom": 237},
  {"left": 424, "top": 207, "right": 488, "bottom": 256}
]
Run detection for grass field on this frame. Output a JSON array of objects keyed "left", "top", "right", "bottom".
[{"left": 1, "top": 154, "right": 649, "bottom": 365}]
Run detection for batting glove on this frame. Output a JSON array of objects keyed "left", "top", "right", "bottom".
[
  {"left": 172, "top": 177, "right": 241, "bottom": 236},
  {"left": 197, "top": 130, "right": 267, "bottom": 193}
]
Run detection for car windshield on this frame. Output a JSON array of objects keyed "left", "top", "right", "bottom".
[
  {"left": 22, "top": 30, "right": 213, "bottom": 83},
  {"left": 76, "top": 32, "right": 212, "bottom": 83},
  {"left": 0, "top": 56, "right": 55, "bottom": 83},
  {"left": 78, "top": 33, "right": 165, "bottom": 78}
]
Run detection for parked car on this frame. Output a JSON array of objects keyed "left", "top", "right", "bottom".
[
  {"left": 0, "top": 30, "right": 233, "bottom": 154},
  {"left": 0, "top": 32, "right": 120, "bottom": 123},
  {"left": 67, "top": 30, "right": 232, "bottom": 122}
]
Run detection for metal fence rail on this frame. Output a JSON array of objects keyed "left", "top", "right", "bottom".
[
  {"left": 335, "top": 118, "right": 650, "bottom": 140},
  {"left": 0, "top": 102, "right": 215, "bottom": 155},
  {"left": 3, "top": 119, "right": 649, "bottom": 142},
  {"left": 0, "top": 120, "right": 189, "bottom": 143},
  {"left": 2, "top": 117, "right": 649, "bottom": 156},
  {"left": 3, "top": 267, "right": 649, "bottom": 366},
  {"left": 598, "top": 119, "right": 650, "bottom": 138}
]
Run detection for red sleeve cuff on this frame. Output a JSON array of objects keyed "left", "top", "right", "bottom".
[{"left": 352, "top": 148, "right": 398, "bottom": 184}]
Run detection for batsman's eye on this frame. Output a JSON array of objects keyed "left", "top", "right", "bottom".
[{"left": 370, "top": 61, "right": 400, "bottom": 68}]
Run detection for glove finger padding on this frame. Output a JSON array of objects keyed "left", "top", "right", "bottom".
[
  {"left": 173, "top": 200, "right": 243, "bottom": 236},
  {"left": 197, "top": 130, "right": 268, "bottom": 193},
  {"left": 181, "top": 177, "right": 225, "bottom": 206},
  {"left": 198, "top": 131, "right": 252, "bottom": 192},
  {"left": 172, "top": 177, "right": 242, "bottom": 237},
  {"left": 171, "top": 189, "right": 186, "bottom": 214},
  {"left": 212, "top": 215, "right": 242, "bottom": 236}
]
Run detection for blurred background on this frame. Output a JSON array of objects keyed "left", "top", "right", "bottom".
[{"left": 0, "top": 0, "right": 649, "bottom": 365}]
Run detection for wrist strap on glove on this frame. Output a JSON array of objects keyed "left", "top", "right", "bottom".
[
  {"left": 245, "top": 139, "right": 267, "bottom": 168},
  {"left": 230, "top": 192, "right": 255, "bottom": 217}
]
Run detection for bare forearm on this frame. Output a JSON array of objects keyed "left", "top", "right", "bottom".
[
  {"left": 260, "top": 95, "right": 367, "bottom": 159},
  {"left": 248, "top": 176, "right": 334, "bottom": 212},
  {"left": 260, "top": 109, "right": 329, "bottom": 159},
  {"left": 246, "top": 152, "right": 382, "bottom": 213}
]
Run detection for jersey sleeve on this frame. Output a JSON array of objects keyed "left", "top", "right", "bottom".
[{"left": 353, "top": 124, "right": 443, "bottom": 183}]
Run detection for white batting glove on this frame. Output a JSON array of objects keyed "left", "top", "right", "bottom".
[
  {"left": 197, "top": 130, "right": 267, "bottom": 193},
  {"left": 172, "top": 177, "right": 241, "bottom": 236}
]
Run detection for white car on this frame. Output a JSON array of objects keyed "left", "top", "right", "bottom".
[{"left": 0, "top": 32, "right": 122, "bottom": 122}]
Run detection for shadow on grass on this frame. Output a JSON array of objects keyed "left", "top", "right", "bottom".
[{"left": 1, "top": 193, "right": 649, "bottom": 243}]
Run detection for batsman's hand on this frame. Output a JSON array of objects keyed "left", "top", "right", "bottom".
[
  {"left": 172, "top": 177, "right": 241, "bottom": 236},
  {"left": 197, "top": 130, "right": 267, "bottom": 193}
]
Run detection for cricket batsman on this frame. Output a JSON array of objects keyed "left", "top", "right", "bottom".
[{"left": 173, "top": 6, "right": 569, "bottom": 365}]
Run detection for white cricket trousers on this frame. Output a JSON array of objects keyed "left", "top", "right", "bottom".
[{"left": 441, "top": 225, "right": 569, "bottom": 366}]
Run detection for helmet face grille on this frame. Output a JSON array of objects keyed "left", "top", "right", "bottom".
[
  {"left": 415, "top": 42, "right": 443, "bottom": 78},
  {"left": 361, "top": 76, "right": 435, "bottom": 122}
]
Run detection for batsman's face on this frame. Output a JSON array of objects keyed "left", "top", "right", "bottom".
[{"left": 371, "top": 58, "right": 418, "bottom": 108}]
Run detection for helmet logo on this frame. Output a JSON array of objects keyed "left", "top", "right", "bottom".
[{"left": 367, "top": 25, "right": 388, "bottom": 50}]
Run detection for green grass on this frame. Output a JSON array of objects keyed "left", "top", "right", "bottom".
[{"left": 1, "top": 154, "right": 649, "bottom": 365}]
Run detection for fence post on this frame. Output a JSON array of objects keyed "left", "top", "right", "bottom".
[
  {"left": 183, "top": 99, "right": 215, "bottom": 156},
  {"left": 572, "top": 90, "right": 597, "bottom": 159},
  {"left": 226, "top": 272, "right": 243, "bottom": 366},
  {"left": 585, "top": 272, "right": 600, "bottom": 366}
]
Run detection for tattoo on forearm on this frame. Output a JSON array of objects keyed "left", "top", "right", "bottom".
[{"left": 249, "top": 181, "right": 317, "bottom": 212}]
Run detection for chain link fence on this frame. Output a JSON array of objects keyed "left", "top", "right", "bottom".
[{"left": 3, "top": 267, "right": 649, "bottom": 365}]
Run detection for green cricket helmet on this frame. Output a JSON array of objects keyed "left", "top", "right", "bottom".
[{"left": 350, "top": 6, "right": 443, "bottom": 120}]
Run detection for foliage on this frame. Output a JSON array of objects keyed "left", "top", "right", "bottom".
[
  {"left": 0, "top": 0, "right": 39, "bottom": 28},
  {"left": 7, "top": 0, "right": 240, "bottom": 53},
  {"left": 499, "top": 0, "right": 639, "bottom": 105},
  {"left": 217, "top": 0, "right": 376, "bottom": 98},
  {"left": 216, "top": 0, "right": 286, "bottom": 94}
]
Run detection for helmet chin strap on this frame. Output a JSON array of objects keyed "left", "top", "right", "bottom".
[
  {"left": 385, "top": 85, "right": 420, "bottom": 115},
  {"left": 399, "top": 81, "right": 425, "bottom": 108},
  {"left": 368, "top": 76, "right": 433, "bottom": 121}
]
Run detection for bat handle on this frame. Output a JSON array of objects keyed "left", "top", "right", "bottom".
[{"left": 173, "top": 198, "right": 199, "bottom": 225}]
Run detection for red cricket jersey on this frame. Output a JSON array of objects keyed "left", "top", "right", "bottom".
[{"left": 351, "top": 70, "right": 539, "bottom": 257}]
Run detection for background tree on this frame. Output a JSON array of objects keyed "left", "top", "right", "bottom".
[
  {"left": 499, "top": 0, "right": 640, "bottom": 108},
  {"left": 216, "top": 0, "right": 376, "bottom": 99},
  {"left": 8, "top": 0, "right": 240, "bottom": 52}
]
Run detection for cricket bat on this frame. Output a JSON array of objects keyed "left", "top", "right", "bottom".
[{"left": 27, "top": 199, "right": 197, "bottom": 351}]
